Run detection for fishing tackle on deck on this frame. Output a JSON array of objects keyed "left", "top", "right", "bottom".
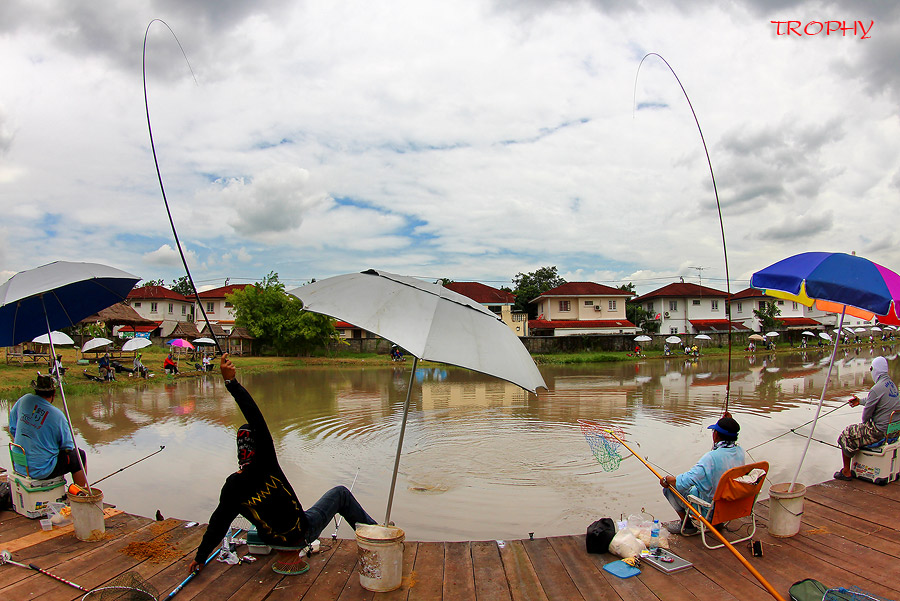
[{"left": 1, "top": 550, "right": 89, "bottom": 592}]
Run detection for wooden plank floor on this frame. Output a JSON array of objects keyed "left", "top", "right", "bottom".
[{"left": 2, "top": 477, "right": 898, "bottom": 601}]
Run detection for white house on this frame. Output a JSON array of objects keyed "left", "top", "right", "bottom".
[
  {"left": 528, "top": 282, "right": 636, "bottom": 336},
  {"left": 196, "top": 284, "right": 251, "bottom": 334},
  {"left": 632, "top": 282, "right": 747, "bottom": 335},
  {"left": 125, "top": 286, "right": 194, "bottom": 337},
  {"left": 729, "top": 288, "right": 823, "bottom": 332},
  {"left": 444, "top": 281, "right": 530, "bottom": 337}
]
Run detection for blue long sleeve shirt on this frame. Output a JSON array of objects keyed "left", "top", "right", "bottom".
[{"left": 674, "top": 441, "right": 745, "bottom": 504}]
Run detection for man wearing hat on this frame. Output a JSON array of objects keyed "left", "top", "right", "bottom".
[
  {"left": 8, "top": 374, "right": 87, "bottom": 487},
  {"left": 659, "top": 414, "right": 745, "bottom": 535},
  {"left": 835, "top": 356, "right": 900, "bottom": 480}
]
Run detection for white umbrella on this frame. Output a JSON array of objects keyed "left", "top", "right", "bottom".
[
  {"left": 853, "top": 327, "right": 867, "bottom": 334},
  {"left": 801, "top": 331, "right": 815, "bottom": 336},
  {"left": 871, "top": 326, "right": 882, "bottom": 332},
  {"left": 634, "top": 335, "right": 652, "bottom": 342},
  {"left": 665, "top": 335, "right": 681, "bottom": 344},
  {"left": 193, "top": 337, "right": 216, "bottom": 345},
  {"left": 819, "top": 332, "right": 832, "bottom": 341},
  {"left": 122, "top": 337, "right": 152, "bottom": 352},
  {"left": 765, "top": 331, "right": 779, "bottom": 337},
  {"left": 82, "top": 337, "right": 113, "bottom": 353},
  {"left": 748, "top": 334, "right": 766, "bottom": 341},
  {"left": 289, "top": 269, "right": 546, "bottom": 524},
  {"left": 694, "top": 334, "right": 712, "bottom": 341},
  {"left": 32, "top": 331, "right": 74, "bottom": 345}
]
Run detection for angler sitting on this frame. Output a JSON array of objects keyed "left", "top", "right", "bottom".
[
  {"left": 189, "top": 355, "right": 377, "bottom": 576},
  {"left": 163, "top": 353, "right": 179, "bottom": 374}
]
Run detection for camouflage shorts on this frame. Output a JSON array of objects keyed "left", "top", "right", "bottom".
[{"left": 837, "top": 421, "right": 883, "bottom": 455}]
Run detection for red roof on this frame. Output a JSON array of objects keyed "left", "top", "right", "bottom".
[
  {"left": 778, "top": 317, "right": 823, "bottom": 327},
  {"left": 127, "top": 286, "right": 191, "bottom": 302},
  {"left": 198, "top": 284, "right": 252, "bottom": 298},
  {"left": 444, "top": 282, "right": 515, "bottom": 304},
  {"left": 729, "top": 287, "right": 768, "bottom": 300},
  {"left": 528, "top": 319, "right": 635, "bottom": 329},
  {"left": 334, "top": 321, "right": 362, "bottom": 329},
  {"left": 117, "top": 323, "right": 161, "bottom": 333},
  {"left": 535, "top": 282, "right": 631, "bottom": 302},
  {"left": 633, "top": 282, "right": 729, "bottom": 303},
  {"left": 689, "top": 319, "right": 750, "bottom": 332}
]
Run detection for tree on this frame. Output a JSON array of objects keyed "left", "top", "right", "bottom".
[
  {"left": 140, "top": 278, "right": 165, "bottom": 288},
  {"left": 753, "top": 301, "right": 783, "bottom": 332},
  {"left": 512, "top": 266, "right": 566, "bottom": 318},
  {"left": 620, "top": 283, "right": 658, "bottom": 333},
  {"left": 170, "top": 275, "right": 194, "bottom": 297},
  {"left": 227, "top": 272, "right": 339, "bottom": 355}
]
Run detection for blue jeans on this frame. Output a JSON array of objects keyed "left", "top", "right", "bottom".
[{"left": 303, "top": 485, "right": 376, "bottom": 544}]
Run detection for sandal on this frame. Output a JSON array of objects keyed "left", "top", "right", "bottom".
[{"left": 833, "top": 470, "right": 853, "bottom": 481}]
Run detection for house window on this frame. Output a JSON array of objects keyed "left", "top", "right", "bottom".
[
  {"left": 608, "top": 300, "right": 617, "bottom": 311},
  {"left": 584, "top": 300, "right": 593, "bottom": 306},
  {"left": 647, "top": 302, "right": 654, "bottom": 313},
  {"left": 206, "top": 302, "right": 215, "bottom": 313},
  {"left": 150, "top": 302, "right": 158, "bottom": 313},
  {"left": 559, "top": 300, "right": 571, "bottom": 312},
  {"left": 225, "top": 301, "right": 233, "bottom": 308},
  {"left": 736, "top": 302, "right": 742, "bottom": 313},
  {"left": 777, "top": 300, "right": 784, "bottom": 305},
  {"left": 670, "top": 327, "right": 678, "bottom": 334},
  {"left": 792, "top": 302, "right": 798, "bottom": 310},
  {"left": 182, "top": 305, "right": 186, "bottom": 315},
  {"left": 134, "top": 302, "right": 142, "bottom": 308},
  {"left": 669, "top": 301, "right": 678, "bottom": 311},
  {"left": 168, "top": 303, "right": 174, "bottom": 314},
  {"left": 711, "top": 300, "right": 719, "bottom": 311},
  {"left": 758, "top": 301, "right": 768, "bottom": 310},
  {"left": 692, "top": 299, "right": 701, "bottom": 306}
]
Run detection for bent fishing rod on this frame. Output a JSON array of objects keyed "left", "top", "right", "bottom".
[{"left": 91, "top": 446, "right": 166, "bottom": 486}]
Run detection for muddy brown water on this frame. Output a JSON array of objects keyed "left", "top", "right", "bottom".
[{"left": 2, "top": 346, "right": 895, "bottom": 541}]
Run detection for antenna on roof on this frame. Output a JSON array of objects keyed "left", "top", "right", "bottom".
[{"left": 689, "top": 266, "right": 706, "bottom": 288}]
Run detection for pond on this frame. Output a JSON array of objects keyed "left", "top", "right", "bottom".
[{"left": 2, "top": 345, "right": 896, "bottom": 542}]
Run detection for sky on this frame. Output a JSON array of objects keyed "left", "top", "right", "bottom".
[{"left": 1, "top": 0, "right": 898, "bottom": 295}]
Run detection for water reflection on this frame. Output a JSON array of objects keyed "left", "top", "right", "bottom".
[{"left": 1, "top": 345, "right": 896, "bottom": 541}]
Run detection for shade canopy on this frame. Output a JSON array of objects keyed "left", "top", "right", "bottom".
[
  {"left": 33, "top": 331, "right": 74, "bottom": 345},
  {"left": 665, "top": 336, "right": 681, "bottom": 344},
  {"left": 82, "top": 337, "right": 114, "bottom": 353},
  {"left": 167, "top": 338, "right": 195, "bottom": 349},
  {"left": 634, "top": 335, "right": 652, "bottom": 342},
  {"left": 122, "top": 338, "right": 152, "bottom": 352},
  {"left": 694, "top": 334, "right": 712, "bottom": 340}
]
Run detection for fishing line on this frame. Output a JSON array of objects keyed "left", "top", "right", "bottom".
[
  {"left": 746, "top": 401, "right": 850, "bottom": 452},
  {"left": 634, "top": 53, "right": 732, "bottom": 413},
  {"left": 142, "top": 19, "right": 223, "bottom": 356}
]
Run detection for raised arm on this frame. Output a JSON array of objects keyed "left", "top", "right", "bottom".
[{"left": 220, "top": 355, "right": 276, "bottom": 464}]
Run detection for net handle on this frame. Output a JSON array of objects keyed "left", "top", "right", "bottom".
[{"left": 603, "top": 430, "right": 786, "bottom": 601}]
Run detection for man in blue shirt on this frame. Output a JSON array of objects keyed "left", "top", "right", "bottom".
[
  {"left": 8, "top": 374, "right": 87, "bottom": 487},
  {"left": 659, "top": 415, "right": 745, "bottom": 535}
]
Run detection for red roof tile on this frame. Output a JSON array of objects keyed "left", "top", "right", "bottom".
[
  {"left": 632, "top": 282, "right": 729, "bottom": 303},
  {"left": 729, "top": 287, "right": 768, "bottom": 300},
  {"left": 528, "top": 319, "right": 635, "bottom": 329},
  {"left": 198, "top": 284, "right": 252, "bottom": 298},
  {"left": 778, "top": 317, "right": 823, "bottom": 327},
  {"left": 689, "top": 319, "right": 750, "bottom": 332},
  {"left": 127, "top": 286, "right": 191, "bottom": 302},
  {"left": 444, "top": 282, "right": 515, "bottom": 304},
  {"left": 536, "top": 282, "right": 632, "bottom": 301}
]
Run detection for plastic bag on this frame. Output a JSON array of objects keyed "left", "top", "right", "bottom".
[{"left": 608, "top": 529, "right": 646, "bottom": 559}]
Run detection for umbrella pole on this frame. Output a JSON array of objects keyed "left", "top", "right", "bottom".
[
  {"left": 40, "top": 297, "right": 91, "bottom": 494},
  {"left": 789, "top": 306, "right": 847, "bottom": 491},
  {"left": 384, "top": 356, "right": 418, "bottom": 526}
]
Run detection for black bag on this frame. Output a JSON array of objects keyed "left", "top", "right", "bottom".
[
  {"left": 0, "top": 481, "right": 12, "bottom": 511},
  {"left": 585, "top": 518, "right": 616, "bottom": 554}
]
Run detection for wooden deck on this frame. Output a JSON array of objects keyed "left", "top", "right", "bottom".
[{"left": 2, "top": 477, "right": 898, "bottom": 601}]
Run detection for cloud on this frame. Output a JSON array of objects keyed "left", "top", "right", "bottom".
[
  {"left": 756, "top": 211, "right": 833, "bottom": 241},
  {"left": 143, "top": 243, "right": 200, "bottom": 268}
]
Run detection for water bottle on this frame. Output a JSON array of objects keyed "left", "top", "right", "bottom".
[{"left": 649, "top": 520, "right": 660, "bottom": 551}]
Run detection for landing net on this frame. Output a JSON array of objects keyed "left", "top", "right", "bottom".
[
  {"left": 824, "top": 586, "right": 893, "bottom": 601},
  {"left": 81, "top": 572, "right": 159, "bottom": 601},
  {"left": 579, "top": 419, "right": 625, "bottom": 472}
]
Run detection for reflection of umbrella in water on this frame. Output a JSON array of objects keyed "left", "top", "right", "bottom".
[
  {"left": 82, "top": 337, "right": 114, "bottom": 353},
  {"left": 665, "top": 335, "right": 681, "bottom": 344},
  {"left": 289, "top": 269, "right": 546, "bottom": 524},
  {"left": 33, "top": 331, "right": 74, "bottom": 345},
  {"left": 122, "top": 337, "right": 153, "bottom": 352},
  {"left": 0, "top": 261, "right": 140, "bottom": 491},
  {"left": 751, "top": 251, "right": 900, "bottom": 489},
  {"left": 748, "top": 334, "right": 766, "bottom": 342}
]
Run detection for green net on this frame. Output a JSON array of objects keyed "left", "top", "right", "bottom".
[
  {"left": 823, "top": 587, "right": 893, "bottom": 601},
  {"left": 579, "top": 419, "right": 624, "bottom": 472}
]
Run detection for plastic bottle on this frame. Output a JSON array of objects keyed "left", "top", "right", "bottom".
[{"left": 649, "top": 520, "right": 660, "bottom": 551}]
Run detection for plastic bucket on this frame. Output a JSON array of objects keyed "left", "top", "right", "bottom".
[
  {"left": 768, "top": 482, "right": 805, "bottom": 537},
  {"left": 356, "top": 524, "right": 405, "bottom": 592},
  {"left": 67, "top": 488, "right": 105, "bottom": 542}
]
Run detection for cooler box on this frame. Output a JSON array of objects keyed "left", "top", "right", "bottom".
[
  {"left": 852, "top": 439, "right": 900, "bottom": 486},
  {"left": 246, "top": 528, "right": 272, "bottom": 555},
  {"left": 10, "top": 473, "right": 67, "bottom": 519}
]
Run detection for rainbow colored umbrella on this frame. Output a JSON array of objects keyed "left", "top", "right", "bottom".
[{"left": 751, "top": 251, "right": 900, "bottom": 489}]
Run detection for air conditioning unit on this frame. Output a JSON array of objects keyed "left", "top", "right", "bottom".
[
  {"left": 593, "top": 305, "right": 602, "bottom": 311},
  {"left": 664, "top": 312, "right": 670, "bottom": 318}
]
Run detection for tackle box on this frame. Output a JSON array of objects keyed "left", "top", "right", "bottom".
[
  {"left": 246, "top": 528, "right": 272, "bottom": 555},
  {"left": 9, "top": 473, "right": 67, "bottom": 519},
  {"left": 852, "top": 439, "right": 900, "bottom": 485}
]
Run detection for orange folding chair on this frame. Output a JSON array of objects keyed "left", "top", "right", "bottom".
[{"left": 685, "top": 461, "right": 769, "bottom": 550}]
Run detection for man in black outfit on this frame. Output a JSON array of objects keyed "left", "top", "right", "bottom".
[{"left": 189, "top": 354, "right": 376, "bottom": 575}]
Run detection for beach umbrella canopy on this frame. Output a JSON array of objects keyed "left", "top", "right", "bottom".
[
  {"left": 288, "top": 269, "right": 546, "bottom": 524},
  {"left": 801, "top": 331, "right": 815, "bottom": 336},
  {"left": 193, "top": 337, "right": 216, "bottom": 345},
  {"left": 122, "top": 337, "right": 152, "bottom": 352},
  {"left": 853, "top": 327, "right": 867, "bottom": 334},
  {"left": 665, "top": 335, "right": 681, "bottom": 344},
  {"left": 871, "top": 326, "right": 882, "bottom": 332},
  {"left": 748, "top": 334, "right": 766, "bottom": 342},
  {"left": 765, "top": 331, "right": 779, "bottom": 338},
  {"left": 33, "top": 331, "right": 74, "bottom": 345},
  {"left": 751, "top": 251, "right": 900, "bottom": 489},
  {"left": 0, "top": 261, "right": 140, "bottom": 493},
  {"left": 634, "top": 335, "right": 652, "bottom": 342},
  {"left": 694, "top": 334, "right": 712, "bottom": 340},
  {"left": 818, "top": 332, "right": 832, "bottom": 341},
  {"left": 167, "top": 338, "right": 195, "bottom": 350},
  {"left": 82, "top": 337, "right": 113, "bottom": 353}
]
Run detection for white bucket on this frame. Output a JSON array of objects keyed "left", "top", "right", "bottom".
[
  {"left": 67, "top": 488, "right": 105, "bottom": 542},
  {"left": 356, "top": 524, "right": 405, "bottom": 592},
  {"left": 768, "top": 482, "right": 805, "bottom": 537}
]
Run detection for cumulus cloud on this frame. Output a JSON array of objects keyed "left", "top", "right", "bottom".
[{"left": 144, "top": 243, "right": 200, "bottom": 268}]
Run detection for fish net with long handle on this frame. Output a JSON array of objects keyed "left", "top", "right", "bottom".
[
  {"left": 824, "top": 587, "right": 893, "bottom": 601},
  {"left": 578, "top": 420, "right": 625, "bottom": 472}
]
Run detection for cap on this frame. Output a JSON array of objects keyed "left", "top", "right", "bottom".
[
  {"left": 32, "top": 373, "right": 57, "bottom": 395},
  {"left": 708, "top": 416, "right": 740, "bottom": 440}
]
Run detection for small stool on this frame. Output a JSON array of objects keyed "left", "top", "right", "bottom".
[{"left": 270, "top": 545, "right": 309, "bottom": 575}]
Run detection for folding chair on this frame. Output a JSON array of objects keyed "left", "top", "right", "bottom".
[{"left": 684, "top": 461, "right": 768, "bottom": 550}]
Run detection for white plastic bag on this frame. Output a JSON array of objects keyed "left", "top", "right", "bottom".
[{"left": 608, "top": 529, "right": 646, "bottom": 559}]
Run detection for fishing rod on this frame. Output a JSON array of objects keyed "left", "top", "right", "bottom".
[
  {"left": 91, "top": 445, "right": 166, "bottom": 486},
  {"left": 634, "top": 53, "right": 733, "bottom": 413},
  {"left": 745, "top": 399, "right": 855, "bottom": 452},
  {"left": 0, "top": 550, "right": 89, "bottom": 593},
  {"left": 142, "top": 20, "right": 223, "bottom": 357},
  {"left": 332, "top": 467, "right": 361, "bottom": 541},
  {"left": 605, "top": 431, "right": 786, "bottom": 601}
]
